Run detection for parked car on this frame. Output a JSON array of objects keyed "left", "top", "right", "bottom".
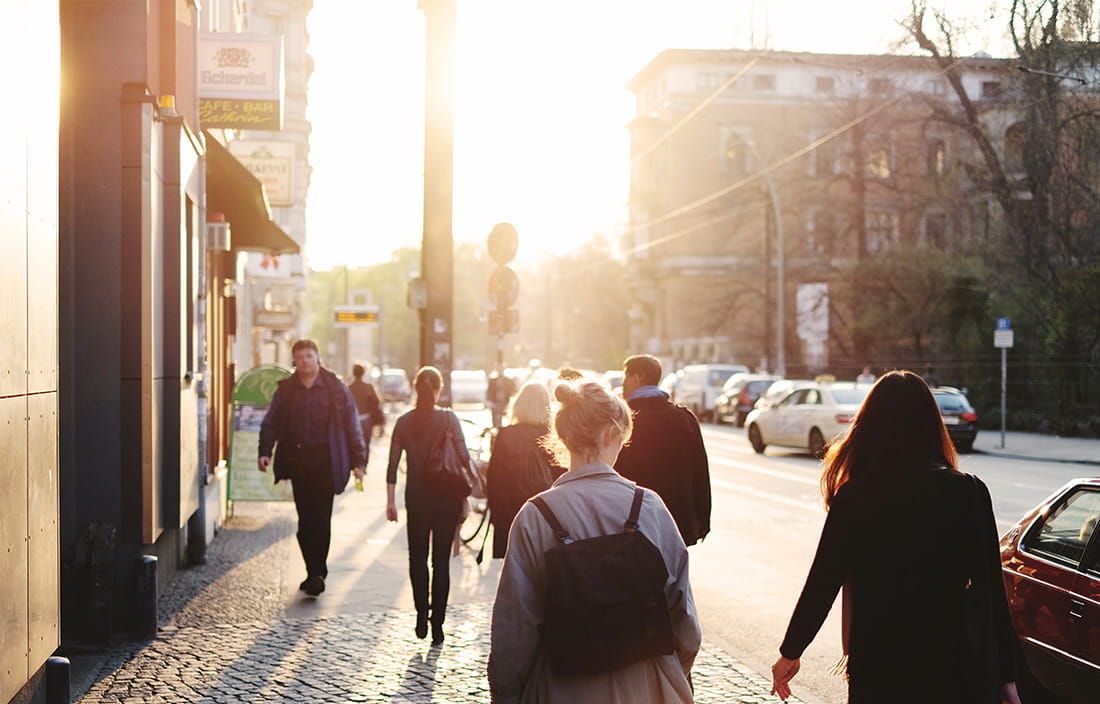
[
  {"left": 1000, "top": 478, "right": 1100, "bottom": 704},
  {"left": 754, "top": 378, "right": 813, "bottom": 410},
  {"left": 450, "top": 369, "right": 489, "bottom": 406},
  {"left": 379, "top": 367, "right": 412, "bottom": 403},
  {"left": 714, "top": 373, "right": 780, "bottom": 427},
  {"left": 658, "top": 370, "right": 684, "bottom": 402},
  {"left": 744, "top": 379, "right": 871, "bottom": 456},
  {"left": 675, "top": 364, "right": 750, "bottom": 422},
  {"left": 602, "top": 370, "right": 625, "bottom": 396},
  {"left": 931, "top": 386, "right": 978, "bottom": 453}
]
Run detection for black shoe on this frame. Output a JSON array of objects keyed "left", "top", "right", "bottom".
[
  {"left": 415, "top": 612, "right": 428, "bottom": 640},
  {"left": 299, "top": 577, "right": 311, "bottom": 592},
  {"left": 303, "top": 575, "right": 325, "bottom": 597},
  {"left": 431, "top": 624, "right": 444, "bottom": 646}
]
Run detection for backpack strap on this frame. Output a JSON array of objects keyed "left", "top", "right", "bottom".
[
  {"left": 531, "top": 496, "right": 572, "bottom": 544},
  {"left": 625, "top": 486, "right": 644, "bottom": 532}
]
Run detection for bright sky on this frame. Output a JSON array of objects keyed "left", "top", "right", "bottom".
[{"left": 305, "top": 0, "right": 1006, "bottom": 270}]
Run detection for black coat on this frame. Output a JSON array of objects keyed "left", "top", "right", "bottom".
[
  {"left": 614, "top": 395, "right": 711, "bottom": 546},
  {"left": 779, "top": 469, "right": 1016, "bottom": 703},
  {"left": 486, "top": 423, "right": 563, "bottom": 558}
]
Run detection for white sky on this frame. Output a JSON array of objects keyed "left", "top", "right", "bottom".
[{"left": 304, "top": 0, "right": 1007, "bottom": 270}]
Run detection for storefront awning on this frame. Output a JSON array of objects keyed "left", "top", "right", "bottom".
[{"left": 204, "top": 131, "right": 300, "bottom": 255}]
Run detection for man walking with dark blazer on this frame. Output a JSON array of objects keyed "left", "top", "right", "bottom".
[
  {"left": 258, "top": 339, "right": 367, "bottom": 596},
  {"left": 615, "top": 354, "right": 711, "bottom": 546}
]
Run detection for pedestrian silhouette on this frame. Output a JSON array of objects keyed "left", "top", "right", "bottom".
[
  {"left": 770, "top": 371, "right": 1020, "bottom": 704},
  {"left": 258, "top": 339, "right": 366, "bottom": 597}
]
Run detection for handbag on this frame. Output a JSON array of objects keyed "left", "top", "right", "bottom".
[{"left": 425, "top": 412, "right": 475, "bottom": 501}]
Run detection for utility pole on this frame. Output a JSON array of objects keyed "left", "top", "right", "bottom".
[{"left": 418, "top": 0, "right": 455, "bottom": 402}]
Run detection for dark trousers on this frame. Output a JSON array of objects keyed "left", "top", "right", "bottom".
[
  {"left": 406, "top": 503, "right": 461, "bottom": 625},
  {"left": 291, "top": 452, "right": 335, "bottom": 579}
]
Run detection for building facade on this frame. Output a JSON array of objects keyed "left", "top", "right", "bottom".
[
  {"left": 4, "top": 1, "right": 309, "bottom": 701},
  {"left": 625, "top": 49, "right": 1013, "bottom": 377}
]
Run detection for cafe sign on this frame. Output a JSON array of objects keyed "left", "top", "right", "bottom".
[
  {"left": 199, "top": 33, "right": 283, "bottom": 130},
  {"left": 228, "top": 141, "right": 295, "bottom": 205}
]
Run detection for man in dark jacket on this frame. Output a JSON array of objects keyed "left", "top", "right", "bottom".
[
  {"left": 259, "top": 339, "right": 367, "bottom": 596},
  {"left": 614, "top": 354, "right": 711, "bottom": 546}
]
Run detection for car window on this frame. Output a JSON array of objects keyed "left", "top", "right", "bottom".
[
  {"left": 781, "top": 389, "right": 807, "bottom": 406},
  {"left": 935, "top": 393, "right": 970, "bottom": 412},
  {"left": 1024, "top": 488, "right": 1100, "bottom": 568},
  {"left": 830, "top": 387, "right": 870, "bottom": 405},
  {"left": 709, "top": 369, "right": 736, "bottom": 386},
  {"left": 802, "top": 389, "right": 821, "bottom": 405},
  {"left": 747, "top": 380, "right": 773, "bottom": 394}
]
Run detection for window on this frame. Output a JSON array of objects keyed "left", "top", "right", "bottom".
[
  {"left": 866, "top": 209, "right": 899, "bottom": 253},
  {"left": 696, "top": 72, "right": 725, "bottom": 93},
  {"left": 927, "top": 139, "right": 947, "bottom": 178},
  {"left": 810, "top": 130, "right": 840, "bottom": 177},
  {"left": 806, "top": 207, "right": 838, "bottom": 257},
  {"left": 865, "top": 133, "right": 893, "bottom": 179},
  {"left": 721, "top": 128, "right": 753, "bottom": 175},
  {"left": 926, "top": 79, "right": 947, "bottom": 95},
  {"left": 1024, "top": 488, "right": 1100, "bottom": 567},
  {"left": 815, "top": 76, "right": 836, "bottom": 94},
  {"left": 981, "top": 81, "right": 1003, "bottom": 99},
  {"left": 753, "top": 74, "right": 776, "bottom": 91},
  {"left": 869, "top": 77, "right": 893, "bottom": 95}
]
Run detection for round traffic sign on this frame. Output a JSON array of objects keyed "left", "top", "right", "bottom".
[
  {"left": 487, "top": 222, "right": 518, "bottom": 264},
  {"left": 489, "top": 265, "right": 519, "bottom": 308}
]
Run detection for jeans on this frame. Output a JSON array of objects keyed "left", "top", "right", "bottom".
[
  {"left": 291, "top": 451, "right": 335, "bottom": 579},
  {"left": 407, "top": 503, "right": 461, "bottom": 625}
]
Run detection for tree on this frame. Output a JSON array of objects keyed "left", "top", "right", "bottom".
[{"left": 906, "top": 0, "right": 1100, "bottom": 430}]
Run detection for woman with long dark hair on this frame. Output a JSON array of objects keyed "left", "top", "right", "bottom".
[
  {"left": 486, "top": 381, "right": 564, "bottom": 559},
  {"left": 386, "top": 366, "right": 469, "bottom": 645},
  {"left": 770, "top": 370, "right": 1020, "bottom": 703}
]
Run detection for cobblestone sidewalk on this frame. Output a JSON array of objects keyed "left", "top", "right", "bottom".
[
  {"left": 79, "top": 603, "right": 800, "bottom": 703},
  {"left": 74, "top": 474, "right": 802, "bottom": 704}
]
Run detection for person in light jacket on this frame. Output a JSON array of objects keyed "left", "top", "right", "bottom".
[{"left": 488, "top": 380, "right": 701, "bottom": 703}]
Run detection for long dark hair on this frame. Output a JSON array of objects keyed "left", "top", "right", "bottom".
[
  {"left": 821, "top": 370, "right": 957, "bottom": 508},
  {"left": 413, "top": 366, "right": 442, "bottom": 419}
]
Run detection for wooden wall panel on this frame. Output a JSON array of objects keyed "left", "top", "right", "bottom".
[{"left": 0, "top": 397, "right": 29, "bottom": 703}]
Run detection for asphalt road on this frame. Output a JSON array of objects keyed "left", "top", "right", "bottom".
[{"left": 692, "top": 421, "right": 1093, "bottom": 704}]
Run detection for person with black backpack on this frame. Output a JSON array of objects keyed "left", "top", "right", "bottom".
[{"left": 488, "top": 380, "right": 700, "bottom": 703}]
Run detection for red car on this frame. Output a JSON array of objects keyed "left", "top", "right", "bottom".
[{"left": 1000, "top": 478, "right": 1100, "bottom": 704}]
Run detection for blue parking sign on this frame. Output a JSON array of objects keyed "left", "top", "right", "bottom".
[{"left": 996, "top": 317, "right": 1011, "bottom": 330}]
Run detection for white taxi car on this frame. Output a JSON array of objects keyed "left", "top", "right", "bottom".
[{"left": 744, "top": 379, "right": 871, "bottom": 456}]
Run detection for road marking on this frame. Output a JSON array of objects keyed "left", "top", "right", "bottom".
[
  {"left": 709, "top": 454, "right": 820, "bottom": 486},
  {"left": 711, "top": 477, "right": 823, "bottom": 513}
]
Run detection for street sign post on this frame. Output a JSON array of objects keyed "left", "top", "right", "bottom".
[{"left": 994, "top": 319, "right": 1014, "bottom": 448}]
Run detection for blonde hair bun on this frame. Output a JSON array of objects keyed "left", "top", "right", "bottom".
[{"left": 554, "top": 382, "right": 580, "bottom": 404}]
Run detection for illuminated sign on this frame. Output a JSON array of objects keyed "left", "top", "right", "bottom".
[{"left": 199, "top": 33, "right": 283, "bottom": 130}]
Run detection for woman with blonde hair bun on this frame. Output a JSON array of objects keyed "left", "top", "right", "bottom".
[
  {"left": 486, "top": 381, "right": 564, "bottom": 559},
  {"left": 488, "top": 380, "right": 700, "bottom": 703}
]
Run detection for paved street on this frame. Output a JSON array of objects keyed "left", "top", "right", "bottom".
[{"left": 74, "top": 424, "right": 802, "bottom": 704}]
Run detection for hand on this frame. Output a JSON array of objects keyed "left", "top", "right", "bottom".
[
  {"left": 770, "top": 655, "right": 800, "bottom": 701},
  {"left": 352, "top": 466, "right": 365, "bottom": 480},
  {"left": 1002, "top": 682, "right": 1021, "bottom": 704},
  {"left": 386, "top": 502, "right": 398, "bottom": 522},
  {"left": 258, "top": 456, "right": 271, "bottom": 472}
]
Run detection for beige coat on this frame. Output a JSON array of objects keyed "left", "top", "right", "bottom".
[{"left": 488, "top": 462, "right": 701, "bottom": 703}]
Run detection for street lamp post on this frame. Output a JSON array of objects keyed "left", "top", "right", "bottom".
[{"left": 743, "top": 137, "right": 785, "bottom": 377}]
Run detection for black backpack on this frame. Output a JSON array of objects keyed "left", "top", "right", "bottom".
[{"left": 530, "top": 485, "right": 675, "bottom": 676}]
